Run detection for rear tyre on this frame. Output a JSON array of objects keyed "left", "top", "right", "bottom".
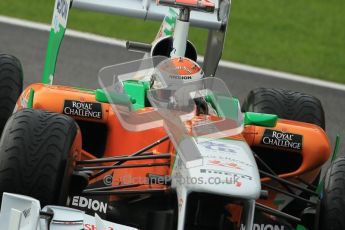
[
  {"left": 0, "top": 54, "right": 23, "bottom": 135},
  {"left": 319, "top": 157, "right": 345, "bottom": 230},
  {"left": 0, "top": 109, "right": 78, "bottom": 206},
  {"left": 242, "top": 88, "right": 325, "bottom": 129}
]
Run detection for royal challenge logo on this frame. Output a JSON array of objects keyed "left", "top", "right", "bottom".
[
  {"left": 63, "top": 100, "right": 102, "bottom": 119},
  {"left": 261, "top": 129, "right": 303, "bottom": 152}
]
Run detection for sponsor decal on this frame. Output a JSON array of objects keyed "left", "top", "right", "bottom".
[
  {"left": 71, "top": 196, "right": 108, "bottom": 214},
  {"left": 203, "top": 154, "right": 254, "bottom": 168},
  {"left": 201, "top": 141, "right": 238, "bottom": 154},
  {"left": 208, "top": 160, "right": 242, "bottom": 170},
  {"left": 170, "top": 75, "right": 192, "bottom": 80},
  {"left": 200, "top": 169, "right": 252, "bottom": 180},
  {"left": 20, "top": 90, "right": 31, "bottom": 108},
  {"left": 56, "top": 0, "right": 68, "bottom": 21},
  {"left": 20, "top": 97, "right": 28, "bottom": 108},
  {"left": 261, "top": 129, "right": 303, "bottom": 151},
  {"left": 53, "top": 0, "right": 70, "bottom": 32},
  {"left": 84, "top": 224, "right": 114, "bottom": 230},
  {"left": 52, "top": 220, "right": 83, "bottom": 225},
  {"left": 23, "top": 208, "right": 31, "bottom": 218},
  {"left": 63, "top": 100, "right": 102, "bottom": 119},
  {"left": 155, "top": 7, "right": 178, "bottom": 39},
  {"left": 241, "top": 224, "right": 285, "bottom": 230}
]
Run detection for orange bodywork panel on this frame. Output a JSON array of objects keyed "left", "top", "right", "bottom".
[
  {"left": 17, "top": 84, "right": 172, "bottom": 196},
  {"left": 242, "top": 119, "right": 331, "bottom": 210},
  {"left": 243, "top": 119, "right": 331, "bottom": 181}
]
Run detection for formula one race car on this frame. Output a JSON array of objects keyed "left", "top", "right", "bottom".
[{"left": 0, "top": 0, "right": 343, "bottom": 230}]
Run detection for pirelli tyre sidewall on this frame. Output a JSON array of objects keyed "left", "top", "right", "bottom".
[
  {"left": 319, "top": 157, "right": 345, "bottom": 230},
  {"left": 0, "top": 109, "right": 79, "bottom": 207},
  {"left": 0, "top": 54, "right": 23, "bottom": 136}
]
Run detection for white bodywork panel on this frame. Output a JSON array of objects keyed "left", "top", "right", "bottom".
[
  {"left": 0, "top": 193, "right": 41, "bottom": 230},
  {"left": 171, "top": 138, "right": 261, "bottom": 198},
  {"left": 45, "top": 206, "right": 137, "bottom": 230},
  {"left": 0, "top": 193, "right": 137, "bottom": 230},
  {"left": 171, "top": 138, "right": 261, "bottom": 230}
]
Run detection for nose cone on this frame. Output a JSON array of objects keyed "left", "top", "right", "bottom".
[
  {"left": 177, "top": 138, "right": 261, "bottom": 199},
  {"left": 186, "top": 161, "right": 261, "bottom": 199}
]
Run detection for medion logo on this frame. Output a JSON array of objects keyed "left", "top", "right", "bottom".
[
  {"left": 72, "top": 196, "right": 107, "bottom": 214},
  {"left": 170, "top": 75, "right": 192, "bottom": 80},
  {"left": 241, "top": 224, "right": 285, "bottom": 230}
]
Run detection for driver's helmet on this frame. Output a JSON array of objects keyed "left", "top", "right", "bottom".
[
  {"left": 151, "top": 57, "right": 204, "bottom": 89},
  {"left": 150, "top": 57, "right": 206, "bottom": 114}
]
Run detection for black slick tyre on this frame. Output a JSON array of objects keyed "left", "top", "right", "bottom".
[
  {"left": 319, "top": 157, "right": 345, "bottom": 230},
  {"left": 0, "top": 54, "right": 23, "bottom": 135},
  {"left": 242, "top": 88, "right": 325, "bottom": 129},
  {"left": 0, "top": 109, "right": 78, "bottom": 206}
]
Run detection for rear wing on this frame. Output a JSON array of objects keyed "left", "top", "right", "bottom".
[
  {"left": 73, "top": 0, "right": 223, "bottom": 30},
  {"left": 42, "top": 0, "right": 231, "bottom": 84}
]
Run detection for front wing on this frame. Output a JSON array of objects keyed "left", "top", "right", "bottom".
[{"left": 0, "top": 193, "right": 137, "bottom": 230}]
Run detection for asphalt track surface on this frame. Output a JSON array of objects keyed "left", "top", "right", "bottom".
[{"left": 1, "top": 22, "right": 344, "bottom": 159}]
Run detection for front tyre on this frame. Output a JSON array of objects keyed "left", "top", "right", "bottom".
[
  {"left": 319, "top": 157, "right": 345, "bottom": 230},
  {"left": 242, "top": 88, "right": 325, "bottom": 129},
  {"left": 0, "top": 109, "right": 79, "bottom": 206},
  {"left": 0, "top": 54, "right": 23, "bottom": 135}
]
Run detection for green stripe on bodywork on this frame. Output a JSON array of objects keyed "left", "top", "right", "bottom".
[
  {"left": 42, "top": 26, "right": 66, "bottom": 84},
  {"left": 170, "top": 153, "right": 177, "bottom": 176},
  {"left": 205, "top": 94, "right": 240, "bottom": 121},
  {"left": 316, "top": 179, "right": 324, "bottom": 195},
  {"left": 96, "top": 88, "right": 136, "bottom": 105},
  {"left": 96, "top": 81, "right": 150, "bottom": 110},
  {"left": 273, "top": 199, "right": 285, "bottom": 206},
  {"left": 27, "top": 88, "right": 35, "bottom": 109},
  {"left": 96, "top": 89, "right": 108, "bottom": 103},
  {"left": 244, "top": 112, "right": 278, "bottom": 127},
  {"left": 331, "top": 135, "right": 341, "bottom": 162},
  {"left": 123, "top": 80, "right": 150, "bottom": 110}
]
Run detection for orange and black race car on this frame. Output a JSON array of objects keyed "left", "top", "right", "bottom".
[{"left": 0, "top": 1, "right": 343, "bottom": 230}]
